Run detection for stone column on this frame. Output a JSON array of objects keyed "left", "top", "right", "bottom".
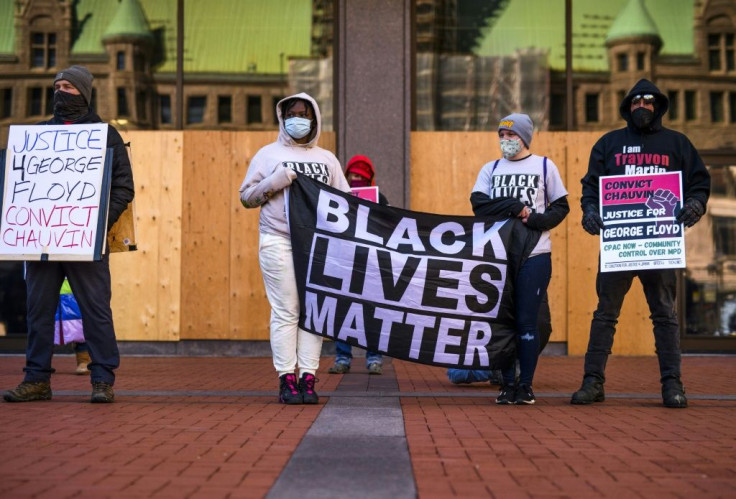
[{"left": 335, "top": 0, "right": 412, "bottom": 208}]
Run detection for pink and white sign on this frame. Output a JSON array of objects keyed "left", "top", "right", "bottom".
[{"left": 598, "top": 172, "right": 685, "bottom": 272}]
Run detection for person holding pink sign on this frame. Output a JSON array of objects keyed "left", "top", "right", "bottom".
[
  {"left": 328, "top": 155, "right": 388, "bottom": 375},
  {"left": 574, "top": 79, "right": 711, "bottom": 408}
]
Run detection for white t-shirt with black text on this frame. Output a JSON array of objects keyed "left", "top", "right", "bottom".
[{"left": 472, "top": 154, "right": 567, "bottom": 257}]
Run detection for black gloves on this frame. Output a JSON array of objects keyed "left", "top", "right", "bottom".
[
  {"left": 676, "top": 198, "right": 705, "bottom": 227},
  {"left": 581, "top": 206, "right": 604, "bottom": 235}
]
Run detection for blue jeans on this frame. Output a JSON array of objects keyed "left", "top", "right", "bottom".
[
  {"left": 334, "top": 341, "right": 382, "bottom": 367},
  {"left": 502, "top": 253, "right": 552, "bottom": 387},
  {"left": 584, "top": 268, "right": 680, "bottom": 383},
  {"left": 447, "top": 369, "right": 495, "bottom": 384}
]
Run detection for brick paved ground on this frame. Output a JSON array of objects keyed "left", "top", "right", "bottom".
[{"left": 0, "top": 354, "right": 734, "bottom": 498}]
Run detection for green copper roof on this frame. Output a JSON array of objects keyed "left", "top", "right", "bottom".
[
  {"left": 72, "top": 0, "right": 311, "bottom": 74},
  {"left": 0, "top": 0, "right": 14, "bottom": 53},
  {"left": 102, "top": 0, "right": 153, "bottom": 42},
  {"left": 606, "top": 0, "right": 660, "bottom": 43},
  {"left": 474, "top": 0, "right": 694, "bottom": 72},
  {"left": 0, "top": 0, "right": 696, "bottom": 74}
]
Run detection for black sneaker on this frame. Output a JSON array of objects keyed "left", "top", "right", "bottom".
[
  {"left": 90, "top": 382, "right": 115, "bottom": 403},
  {"left": 279, "top": 373, "right": 303, "bottom": 404},
  {"left": 515, "top": 384, "right": 536, "bottom": 405},
  {"left": 299, "top": 373, "right": 319, "bottom": 404},
  {"left": 3, "top": 381, "right": 52, "bottom": 402},
  {"left": 495, "top": 384, "right": 515, "bottom": 405},
  {"left": 571, "top": 377, "right": 605, "bottom": 405},
  {"left": 662, "top": 378, "right": 688, "bottom": 408}
]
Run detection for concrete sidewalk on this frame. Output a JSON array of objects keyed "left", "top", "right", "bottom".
[{"left": 0, "top": 354, "right": 734, "bottom": 498}]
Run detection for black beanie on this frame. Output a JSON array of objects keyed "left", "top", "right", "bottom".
[{"left": 54, "top": 65, "right": 93, "bottom": 105}]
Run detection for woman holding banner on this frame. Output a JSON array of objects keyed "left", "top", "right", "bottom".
[
  {"left": 470, "top": 113, "right": 569, "bottom": 405},
  {"left": 239, "top": 93, "right": 350, "bottom": 405}
]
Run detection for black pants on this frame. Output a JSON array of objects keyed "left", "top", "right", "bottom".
[
  {"left": 24, "top": 253, "right": 119, "bottom": 385},
  {"left": 584, "top": 268, "right": 680, "bottom": 383}
]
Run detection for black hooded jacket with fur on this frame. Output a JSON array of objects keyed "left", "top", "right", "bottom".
[{"left": 580, "top": 78, "right": 710, "bottom": 211}]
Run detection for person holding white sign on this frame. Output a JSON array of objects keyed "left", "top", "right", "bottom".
[
  {"left": 471, "top": 113, "right": 570, "bottom": 405},
  {"left": 239, "top": 93, "right": 350, "bottom": 405},
  {"left": 573, "top": 79, "right": 711, "bottom": 408},
  {"left": 4, "top": 66, "right": 134, "bottom": 404}
]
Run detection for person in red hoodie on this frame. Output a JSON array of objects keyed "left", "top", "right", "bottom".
[{"left": 328, "top": 155, "right": 388, "bottom": 375}]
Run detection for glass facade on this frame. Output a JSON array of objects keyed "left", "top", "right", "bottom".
[{"left": 684, "top": 159, "right": 736, "bottom": 344}]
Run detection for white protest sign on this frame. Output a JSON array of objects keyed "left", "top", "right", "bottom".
[{"left": 0, "top": 124, "right": 111, "bottom": 261}]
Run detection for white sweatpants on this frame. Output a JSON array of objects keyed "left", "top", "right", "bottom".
[{"left": 259, "top": 232, "right": 322, "bottom": 377}]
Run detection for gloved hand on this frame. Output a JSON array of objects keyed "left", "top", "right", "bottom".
[
  {"left": 676, "top": 198, "right": 705, "bottom": 227},
  {"left": 581, "top": 207, "right": 604, "bottom": 235}
]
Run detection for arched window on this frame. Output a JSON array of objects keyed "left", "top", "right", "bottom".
[
  {"left": 29, "top": 16, "right": 57, "bottom": 69},
  {"left": 706, "top": 15, "right": 735, "bottom": 72}
]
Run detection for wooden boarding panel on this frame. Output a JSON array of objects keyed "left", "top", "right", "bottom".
[
  {"left": 110, "top": 131, "right": 182, "bottom": 341},
  {"left": 106, "top": 130, "right": 658, "bottom": 354},
  {"left": 181, "top": 131, "right": 233, "bottom": 338},
  {"left": 411, "top": 131, "right": 655, "bottom": 355},
  {"left": 229, "top": 132, "right": 273, "bottom": 340},
  {"left": 533, "top": 133, "right": 570, "bottom": 343},
  {"left": 227, "top": 132, "right": 338, "bottom": 340},
  {"left": 411, "top": 132, "right": 571, "bottom": 342}
]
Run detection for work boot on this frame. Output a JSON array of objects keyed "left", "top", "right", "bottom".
[
  {"left": 367, "top": 362, "right": 383, "bottom": 375},
  {"left": 3, "top": 381, "right": 52, "bottom": 402},
  {"left": 662, "top": 378, "right": 688, "bottom": 408},
  {"left": 278, "top": 373, "right": 303, "bottom": 404},
  {"left": 90, "top": 382, "right": 115, "bottom": 403},
  {"left": 570, "top": 377, "right": 605, "bottom": 405},
  {"left": 327, "top": 362, "right": 350, "bottom": 374},
  {"left": 76, "top": 351, "right": 91, "bottom": 375},
  {"left": 299, "top": 373, "right": 319, "bottom": 405}
]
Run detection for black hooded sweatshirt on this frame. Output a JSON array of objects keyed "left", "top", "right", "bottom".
[
  {"left": 581, "top": 78, "right": 710, "bottom": 211},
  {"left": 39, "top": 112, "right": 135, "bottom": 230}
]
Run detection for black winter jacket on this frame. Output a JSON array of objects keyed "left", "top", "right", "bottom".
[{"left": 580, "top": 78, "right": 710, "bottom": 211}]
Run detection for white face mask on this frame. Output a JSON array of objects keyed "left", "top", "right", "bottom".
[
  {"left": 285, "top": 117, "right": 312, "bottom": 140},
  {"left": 500, "top": 138, "right": 523, "bottom": 159}
]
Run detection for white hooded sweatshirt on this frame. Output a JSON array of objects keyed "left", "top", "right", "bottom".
[{"left": 239, "top": 92, "right": 349, "bottom": 237}]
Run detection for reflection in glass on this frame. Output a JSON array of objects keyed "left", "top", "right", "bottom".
[{"left": 685, "top": 164, "right": 736, "bottom": 339}]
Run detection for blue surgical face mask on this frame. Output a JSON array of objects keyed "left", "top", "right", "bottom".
[
  {"left": 500, "top": 138, "right": 522, "bottom": 159},
  {"left": 285, "top": 117, "right": 312, "bottom": 140}
]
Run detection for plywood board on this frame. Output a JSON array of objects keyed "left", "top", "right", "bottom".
[
  {"left": 110, "top": 131, "right": 182, "bottom": 341},
  {"left": 229, "top": 132, "right": 275, "bottom": 340},
  {"left": 180, "top": 131, "right": 232, "bottom": 338}
]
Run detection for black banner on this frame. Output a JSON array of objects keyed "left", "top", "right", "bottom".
[{"left": 288, "top": 175, "right": 540, "bottom": 369}]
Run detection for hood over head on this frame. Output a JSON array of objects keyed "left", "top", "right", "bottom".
[
  {"left": 620, "top": 78, "right": 668, "bottom": 131},
  {"left": 345, "top": 155, "right": 375, "bottom": 185},
  {"left": 276, "top": 92, "right": 322, "bottom": 147}
]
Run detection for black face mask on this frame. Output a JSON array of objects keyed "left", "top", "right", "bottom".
[
  {"left": 631, "top": 107, "right": 654, "bottom": 130},
  {"left": 53, "top": 90, "right": 89, "bottom": 122}
]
